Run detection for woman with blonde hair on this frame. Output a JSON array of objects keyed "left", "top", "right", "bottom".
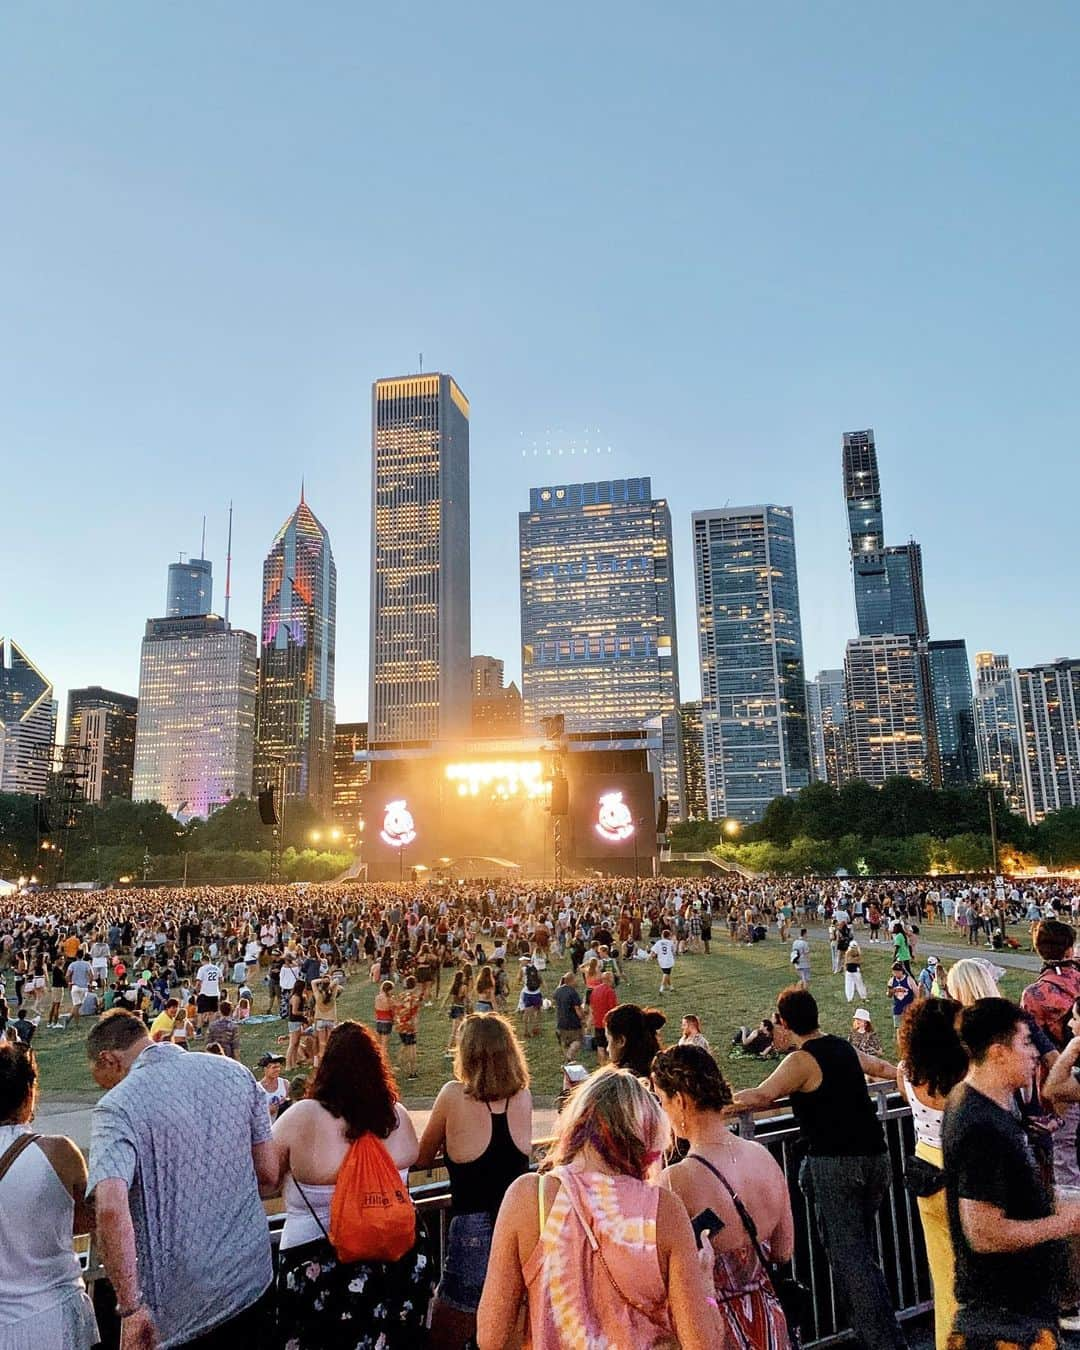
[
  {"left": 418, "top": 1014, "right": 533, "bottom": 1349},
  {"left": 944, "top": 957, "right": 1001, "bottom": 1005},
  {"left": 477, "top": 1067, "right": 721, "bottom": 1350}
]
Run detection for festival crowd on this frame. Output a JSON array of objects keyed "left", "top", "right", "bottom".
[{"left": 2, "top": 872, "right": 1080, "bottom": 1349}]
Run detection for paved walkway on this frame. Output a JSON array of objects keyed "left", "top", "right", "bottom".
[{"left": 806, "top": 924, "right": 1044, "bottom": 974}]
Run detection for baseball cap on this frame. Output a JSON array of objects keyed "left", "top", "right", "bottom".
[
  {"left": 854, "top": 1008, "right": 872, "bottom": 1022},
  {"left": 927, "top": 956, "right": 939, "bottom": 967},
  {"left": 257, "top": 1053, "right": 285, "bottom": 1068}
]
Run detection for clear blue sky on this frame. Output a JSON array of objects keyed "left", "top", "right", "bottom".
[{"left": 3, "top": 3, "right": 1078, "bottom": 728}]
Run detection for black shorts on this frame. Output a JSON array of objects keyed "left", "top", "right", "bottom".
[
  {"left": 399, "top": 1032, "right": 417, "bottom": 1046},
  {"left": 196, "top": 995, "right": 219, "bottom": 1014},
  {"left": 593, "top": 1028, "right": 608, "bottom": 1049}
]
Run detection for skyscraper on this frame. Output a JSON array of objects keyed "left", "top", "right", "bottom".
[
  {"left": 520, "top": 478, "right": 684, "bottom": 818},
  {"left": 332, "top": 721, "right": 369, "bottom": 846},
  {"left": 66, "top": 687, "right": 138, "bottom": 803},
  {"left": 844, "top": 635, "right": 927, "bottom": 785},
  {"left": 132, "top": 614, "right": 257, "bottom": 819},
  {"left": 1015, "top": 659, "right": 1080, "bottom": 823},
  {"left": 692, "top": 506, "right": 809, "bottom": 823},
  {"left": 973, "top": 652, "right": 1025, "bottom": 812},
  {"left": 843, "top": 430, "right": 928, "bottom": 641},
  {"left": 369, "top": 373, "right": 471, "bottom": 743},
  {"left": 254, "top": 492, "right": 337, "bottom": 814},
  {"left": 166, "top": 556, "right": 213, "bottom": 618},
  {"left": 806, "top": 669, "right": 847, "bottom": 786},
  {"left": 471, "top": 655, "right": 505, "bottom": 697},
  {"left": 0, "top": 638, "right": 56, "bottom": 795},
  {"left": 926, "top": 640, "right": 978, "bottom": 787},
  {"left": 679, "top": 700, "right": 707, "bottom": 820}
]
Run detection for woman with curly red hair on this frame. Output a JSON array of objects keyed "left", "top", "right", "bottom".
[{"left": 270, "top": 1020, "right": 434, "bottom": 1347}]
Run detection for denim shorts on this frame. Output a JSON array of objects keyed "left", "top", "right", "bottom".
[{"left": 438, "top": 1212, "right": 495, "bottom": 1312}]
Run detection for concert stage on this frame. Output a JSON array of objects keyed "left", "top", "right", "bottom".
[{"left": 358, "top": 730, "right": 663, "bottom": 881}]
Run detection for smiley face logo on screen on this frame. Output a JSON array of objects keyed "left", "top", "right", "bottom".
[
  {"left": 380, "top": 800, "right": 417, "bottom": 848},
  {"left": 595, "top": 791, "right": 635, "bottom": 843}
]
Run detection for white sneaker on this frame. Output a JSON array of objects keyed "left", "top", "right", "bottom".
[{"left": 1060, "top": 1311, "right": 1080, "bottom": 1333}]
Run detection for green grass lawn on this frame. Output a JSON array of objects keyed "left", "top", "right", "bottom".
[{"left": 31, "top": 927, "right": 1031, "bottom": 1104}]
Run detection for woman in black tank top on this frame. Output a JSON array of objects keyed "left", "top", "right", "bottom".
[{"left": 417, "top": 1014, "right": 533, "bottom": 1349}]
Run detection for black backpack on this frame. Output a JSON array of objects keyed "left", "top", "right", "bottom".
[{"left": 524, "top": 965, "right": 541, "bottom": 992}]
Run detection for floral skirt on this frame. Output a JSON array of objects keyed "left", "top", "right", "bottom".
[{"left": 276, "top": 1232, "right": 436, "bottom": 1349}]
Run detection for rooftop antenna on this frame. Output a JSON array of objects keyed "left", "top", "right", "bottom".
[
  {"left": 300, "top": 476, "right": 305, "bottom": 505},
  {"left": 224, "top": 501, "right": 233, "bottom": 625},
  {"left": 200, "top": 514, "right": 206, "bottom": 560},
  {"left": 419, "top": 352, "right": 423, "bottom": 373}
]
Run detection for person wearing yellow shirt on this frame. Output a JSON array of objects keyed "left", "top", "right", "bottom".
[{"left": 150, "top": 998, "right": 180, "bottom": 1043}]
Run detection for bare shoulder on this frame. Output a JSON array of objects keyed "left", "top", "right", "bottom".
[{"left": 36, "top": 1134, "right": 87, "bottom": 1191}]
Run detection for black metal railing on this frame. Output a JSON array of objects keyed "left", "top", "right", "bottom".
[{"left": 79, "top": 1088, "right": 930, "bottom": 1348}]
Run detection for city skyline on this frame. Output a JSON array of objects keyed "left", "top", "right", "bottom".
[{"left": 5, "top": 8, "right": 1079, "bottom": 735}]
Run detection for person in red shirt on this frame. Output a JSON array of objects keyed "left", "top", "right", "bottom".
[{"left": 589, "top": 972, "right": 618, "bottom": 1065}]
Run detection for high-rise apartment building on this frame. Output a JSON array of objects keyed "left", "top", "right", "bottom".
[
  {"left": 679, "top": 700, "right": 707, "bottom": 820},
  {"left": 369, "top": 373, "right": 471, "bottom": 744},
  {"left": 473, "top": 681, "right": 524, "bottom": 738},
  {"left": 806, "top": 669, "right": 847, "bottom": 786},
  {"left": 1015, "top": 659, "right": 1080, "bottom": 823},
  {"left": 926, "top": 640, "right": 978, "bottom": 787},
  {"left": 332, "top": 721, "right": 369, "bottom": 846},
  {"left": 66, "top": 687, "right": 138, "bottom": 803},
  {"left": 0, "top": 639, "right": 56, "bottom": 795},
  {"left": 520, "top": 478, "right": 684, "bottom": 817},
  {"left": 692, "top": 506, "right": 810, "bottom": 823},
  {"left": 973, "top": 652, "right": 1025, "bottom": 812},
  {"left": 132, "top": 614, "right": 257, "bottom": 819},
  {"left": 844, "top": 635, "right": 927, "bottom": 785},
  {"left": 471, "top": 656, "right": 504, "bottom": 697},
  {"left": 166, "top": 557, "right": 213, "bottom": 618},
  {"left": 254, "top": 493, "right": 337, "bottom": 814}
]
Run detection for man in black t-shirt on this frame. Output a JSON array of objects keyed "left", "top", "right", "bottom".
[
  {"left": 944, "top": 997, "right": 1080, "bottom": 1348},
  {"left": 734, "top": 986, "right": 907, "bottom": 1349},
  {"left": 553, "top": 971, "right": 582, "bottom": 1063}
]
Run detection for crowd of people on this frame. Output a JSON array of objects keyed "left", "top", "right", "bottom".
[{"left": 3, "top": 872, "right": 1080, "bottom": 1348}]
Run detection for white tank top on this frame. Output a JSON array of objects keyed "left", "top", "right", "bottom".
[
  {"left": 900, "top": 1074, "right": 945, "bottom": 1149},
  {"left": 280, "top": 1175, "right": 335, "bottom": 1250},
  {"left": 0, "top": 1123, "right": 87, "bottom": 1322}
]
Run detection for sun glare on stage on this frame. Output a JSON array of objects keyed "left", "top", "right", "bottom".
[{"left": 444, "top": 760, "right": 548, "bottom": 800}]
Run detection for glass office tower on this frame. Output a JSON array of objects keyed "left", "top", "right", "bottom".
[
  {"left": 926, "top": 640, "right": 978, "bottom": 786},
  {"left": 369, "top": 373, "right": 471, "bottom": 743},
  {"left": 679, "top": 700, "right": 707, "bottom": 820},
  {"left": 806, "top": 668, "right": 847, "bottom": 786},
  {"left": 844, "top": 430, "right": 928, "bottom": 641},
  {"left": 166, "top": 557, "right": 213, "bottom": 618},
  {"left": 520, "top": 478, "right": 684, "bottom": 818},
  {"left": 692, "top": 505, "right": 810, "bottom": 823},
  {"left": 66, "top": 686, "right": 138, "bottom": 802},
  {"left": 844, "top": 635, "right": 928, "bottom": 784},
  {"left": 0, "top": 638, "right": 56, "bottom": 795},
  {"left": 132, "top": 615, "right": 257, "bottom": 819},
  {"left": 1015, "top": 659, "right": 1080, "bottom": 823},
  {"left": 332, "top": 721, "right": 369, "bottom": 846},
  {"left": 254, "top": 493, "right": 337, "bottom": 814},
  {"left": 973, "top": 652, "right": 1025, "bottom": 812}
]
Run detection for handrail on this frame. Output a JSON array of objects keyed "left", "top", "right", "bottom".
[{"left": 78, "top": 1091, "right": 928, "bottom": 1348}]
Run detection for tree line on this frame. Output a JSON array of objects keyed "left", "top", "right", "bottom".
[
  {"left": 0, "top": 794, "right": 353, "bottom": 885},
  {"left": 669, "top": 778, "right": 1080, "bottom": 874}
]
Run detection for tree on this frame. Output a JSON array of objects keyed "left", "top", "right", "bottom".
[
  {"left": 792, "top": 781, "right": 842, "bottom": 840},
  {"left": 945, "top": 833, "right": 994, "bottom": 872},
  {"left": 1036, "top": 808, "right": 1080, "bottom": 867},
  {"left": 0, "top": 793, "right": 36, "bottom": 876},
  {"left": 760, "top": 795, "right": 797, "bottom": 847}
]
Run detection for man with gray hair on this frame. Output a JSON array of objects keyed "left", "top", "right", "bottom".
[{"left": 85, "top": 1009, "right": 276, "bottom": 1348}]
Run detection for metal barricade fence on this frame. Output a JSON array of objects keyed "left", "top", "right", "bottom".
[{"left": 80, "top": 1089, "right": 931, "bottom": 1348}]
